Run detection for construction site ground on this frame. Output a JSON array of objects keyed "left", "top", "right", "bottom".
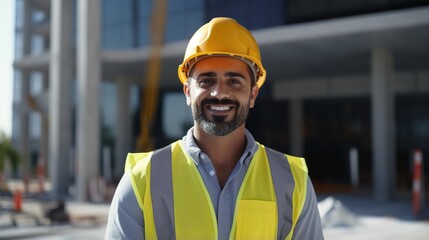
[{"left": 1, "top": 181, "right": 428, "bottom": 239}]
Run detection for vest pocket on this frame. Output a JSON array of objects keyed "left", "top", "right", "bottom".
[{"left": 235, "top": 200, "right": 276, "bottom": 240}]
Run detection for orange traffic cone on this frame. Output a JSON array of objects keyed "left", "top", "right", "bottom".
[
  {"left": 13, "top": 190, "right": 22, "bottom": 212},
  {"left": 412, "top": 149, "right": 423, "bottom": 216}
]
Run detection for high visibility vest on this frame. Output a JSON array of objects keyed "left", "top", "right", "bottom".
[{"left": 125, "top": 140, "right": 308, "bottom": 240}]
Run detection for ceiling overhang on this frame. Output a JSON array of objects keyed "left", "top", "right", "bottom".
[{"left": 102, "top": 6, "right": 429, "bottom": 87}]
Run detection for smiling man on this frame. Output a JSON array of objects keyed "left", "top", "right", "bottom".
[{"left": 106, "top": 17, "right": 324, "bottom": 240}]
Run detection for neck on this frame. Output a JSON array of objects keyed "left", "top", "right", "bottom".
[{"left": 193, "top": 124, "right": 247, "bottom": 186}]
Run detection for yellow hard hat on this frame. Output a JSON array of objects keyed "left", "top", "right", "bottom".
[{"left": 178, "top": 17, "right": 266, "bottom": 88}]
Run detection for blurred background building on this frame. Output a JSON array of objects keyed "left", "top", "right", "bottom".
[{"left": 11, "top": 0, "right": 429, "bottom": 201}]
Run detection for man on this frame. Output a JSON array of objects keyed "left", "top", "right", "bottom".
[{"left": 106, "top": 17, "right": 324, "bottom": 239}]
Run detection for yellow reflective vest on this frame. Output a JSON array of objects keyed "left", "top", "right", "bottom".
[{"left": 125, "top": 140, "right": 308, "bottom": 240}]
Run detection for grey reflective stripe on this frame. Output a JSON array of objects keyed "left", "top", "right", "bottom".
[
  {"left": 265, "top": 147, "right": 295, "bottom": 240},
  {"left": 292, "top": 179, "right": 324, "bottom": 240},
  {"left": 150, "top": 145, "right": 175, "bottom": 239}
]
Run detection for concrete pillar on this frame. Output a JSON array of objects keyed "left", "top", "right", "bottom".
[
  {"left": 49, "top": 0, "right": 73, "bottom": 197},
  {"left": 115, "top": 77, "right": 131, "bottom": 177},
  {"left": 19, "top": 71, "right": 30, "bottom": 178},
  {"left": 41, "top": 71, "right": 49, "bottom": 165},
  {"left": 18, "top": 0, "right": 32, "bottom": 178},
  {"left": 371, "top": 48, "right": 396, "bottom": 202},
  {"left": 76, "top": 0, "right": 101, "bottom": 201},
  {"left": 40, "top": 72, "right": 49, "bottom": 181},
  {"left": 290, "top": 98, "right": 304, "bottom": 156},
  {"left": 22, "top": 0, "right": 32, "bottom": 58}
]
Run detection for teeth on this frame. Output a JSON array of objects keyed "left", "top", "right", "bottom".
[{"left": 210, "top": 105, "right": 230, "bottom": 111}]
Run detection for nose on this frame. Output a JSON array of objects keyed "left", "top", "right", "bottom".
[{"left": 210, "top": 81, "right": 229, "bottom": 99}]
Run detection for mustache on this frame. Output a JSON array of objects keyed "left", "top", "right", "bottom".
[{"left": 201, "top": 98, "right": 239, "bottom": 106}]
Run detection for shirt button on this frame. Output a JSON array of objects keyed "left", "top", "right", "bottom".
[
  {"left": 200, "top": 154, "right": 206, "bottom": 160},
  {"left": 209, "top": 171, "right": 215, "bottom": 176}
]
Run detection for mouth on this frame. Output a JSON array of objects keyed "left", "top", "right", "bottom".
[
  {"left": 201, "top": 98, "right": 238, "bottom": 117},
  {"left": 208, "top": 105, "right": 233, "bottom": 112}
]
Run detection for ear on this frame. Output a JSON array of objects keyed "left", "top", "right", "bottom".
[
  {"left": 183, "top": 82, "right": 191, "bottom": 106},
  {"left": 249, "top": 85, "right": 259, "bottom": 108}
]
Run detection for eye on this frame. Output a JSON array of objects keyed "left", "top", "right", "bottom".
[
  {"left": 227, "top": 78, "right": 242, "bottom": 86},
  {"left": 198, "top": 78, "right": 215, "bottom": 86}
]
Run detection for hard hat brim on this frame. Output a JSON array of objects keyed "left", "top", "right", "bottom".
[{"left": 178, "top": 52, "right": 266, "bottom": 88}]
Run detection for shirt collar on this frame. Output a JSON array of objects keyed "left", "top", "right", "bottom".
[{"left": 181, "top": 127, "right": 259, "bottom": 166}]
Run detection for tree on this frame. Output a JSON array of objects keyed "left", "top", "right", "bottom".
[{"left": 0, "top": 132, "right": 19, "bottom": 192}]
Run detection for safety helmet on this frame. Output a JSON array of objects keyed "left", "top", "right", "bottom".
[{"left": 178, "top": 17, "right": 266, "bottom": 88}]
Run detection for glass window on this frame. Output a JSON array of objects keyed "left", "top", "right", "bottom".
[
  {"left": 168, "top": 0, "right": 186, "bottom": 12},
  {"left": 13, "top": 70, "right": 22, "bottom": 103},
  {"left": 30, "top": 72, "right": 43, "bottom": 96},
  {"left": 162, "top": 92, "right": 193, "bottom": 139},
  {"left": 31, "top": 35, "right": 44, "bottom": 55},
  {"left": 165, "top": 14, "right": 185, "bottom": 43},
  {"left": 164, "top": 1, "right": 204, "bottom": 44},
  {"left": 138, "top": 19, "right": 150, "bottom": 47},
  {"left": 303, "top": 97, "right": 371, "bottom": 184},
  {"left": 186, "top": 0, "right": 204, "bottom": 7},
  {"left": 15, "top": 0, "right": 24, "bottom": 29},
  {"left": 130, "top": 85, "right": 140, "bottom": 115},
  {"left": 184, "top": 10, "right": 204, "bottom": 39},
  {"left": 249, "top": 0, "right": 283, "bottom": 29},
  {"left": 102, "top": 0, "right": 135, "bottom": 49},
  {"left": 285, "top": 0, "right": 429, "bottom": 24},
  {"left": 101, "top": 82, "right": 117, "bottom": 133},
  {"left": 12, "top": 110, "right": 20, "bottom": 138},
  {"left": 135, "top": 0, "right": 204, "bottom": 47},
  {"left": 15, "top": 32, "right": 23, "bottom": 59},
  {"left": 138, "top": 0, "right": 153, "bottom": 18},
  {"left": 103, "top": 23, "right": 133, "bottom": 49},
  {"left": 32, "top": 8, "right": 45, "bottom": 24},
  {"left": 396, "top": 93, "right": 429, "bottom": 189},
  {"left": 414, "top": 120, "right": 429, "bottom": 138},
  {"left": 206, "top": 0, "right": 283, "bottom": 30},
  {"left": 29, "top": 111, "right": 41, "bottom": 139}
]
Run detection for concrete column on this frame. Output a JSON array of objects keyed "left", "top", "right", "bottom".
[
  {"left": 22, "top": 0, "right": 32, "bottom": 58},
  {"left": 371, "top": 48, "right": 396, "bottom": 202},
  {"left": 19, "top": 71, "right": 30, "bottom": 178},
  {"left": 115, "top": 77, "right": 131, "bottom": 177},
  {"left": 41, "top": 71, "right": 49, "bottom": 163},
  {"left": 49, "top": 0, "right": 73, "bottom": 197},
  {"left": 40, "top": 72, "right": 49, "bottom": 181},
  {"left": 76, "top": 0, "right": 101, "bottom": 201},
  {"left": 290, "top": 98, "right": 304, "bottom": 156},
  {"left": 17, "top": 0, "right": 32, "bottom": 178}
]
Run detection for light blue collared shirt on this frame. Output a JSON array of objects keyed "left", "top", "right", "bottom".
[
  {"left": 181, "top": 128, "right": 259, "bottom": 239},
  {"left": 105, "top": 127, "right": 324, "bottom": 240}
]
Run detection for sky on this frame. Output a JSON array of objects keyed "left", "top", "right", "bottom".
[{"left": 0, "top": 0, "right": 15, "bottom": 137}]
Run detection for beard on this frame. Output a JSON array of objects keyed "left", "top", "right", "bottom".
[{"left": 192, "top": 98, "right": 250, "bottom": 136}]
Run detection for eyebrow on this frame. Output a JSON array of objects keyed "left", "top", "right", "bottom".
[
  {"left": 196, "top": 71, "right": 247, "bottom": 79},
  {"left": 225, "top": 72, "right": 246, "bottom": 79},
  {"left": 196, "top": 72, "right": 217, "bottom": 78}
]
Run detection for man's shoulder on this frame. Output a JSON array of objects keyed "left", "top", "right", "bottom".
[
  {"left": 125, "top": 142, "right": 175, "bottom": 171},
  {"left": 261, "top": 144, "right": 302, "bottom": 159},
  {"left": 125, "top": 152, "right": 153, "bottom": 172},
  {"left": 262, "top": 145, "right": 308, "bottom": 173}
]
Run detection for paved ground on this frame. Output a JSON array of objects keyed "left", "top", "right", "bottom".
[
  {"left": 1, "top": 192, "right": 428, "bottom": 239},
  {"left": 0, "top": 197, "right": 109, "bottom": 239},
  {"left": 320, "top": 193, "right": 429, "bottom": 240}
]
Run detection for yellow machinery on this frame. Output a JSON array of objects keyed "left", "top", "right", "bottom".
[{"left": 136, "top": 0, "right": 168, "bottom": 152}]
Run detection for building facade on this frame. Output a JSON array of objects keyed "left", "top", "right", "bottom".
[{"left": 12, "top": 0, "right": 429, "bottom": 201}]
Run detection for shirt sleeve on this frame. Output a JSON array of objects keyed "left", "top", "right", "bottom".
[
  {"left": 105, "top": 172, "right": 145, "bottom": 240},
  {"left": 292, "top": 178, "right": 324, "bottom": 240}
]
